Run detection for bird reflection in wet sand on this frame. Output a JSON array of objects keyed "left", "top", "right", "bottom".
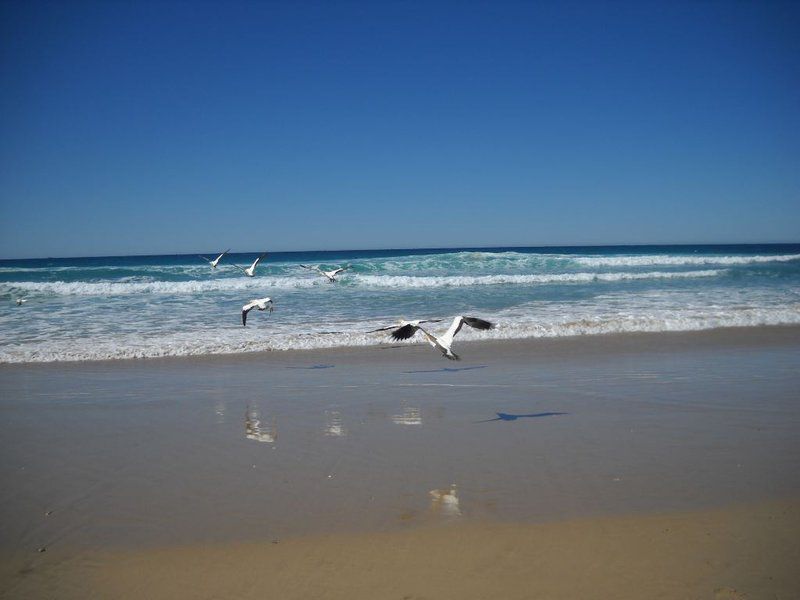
[
  {"left": 214, "top": 400, "right": 227, "bottom": 423},
  {"left": 391, "top": 405, "right": 422, "bottom": 426},
  {"left": 429, "top": 484, "right": 461, "bottom": 517},
  {"left": 324, "top": 410, "right": 346, "bottom": 437},
  {"left": 475, "top": 411, "right": 568, "bottom": 423},
  {"left": 245, "top": 407, "right": 277, "bottom": 443}
]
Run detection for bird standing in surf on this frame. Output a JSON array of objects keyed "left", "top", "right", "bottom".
[
  {"left": 242, "top": 297, "right": 274, "bottom": 326},
  {"left": 382, "top": 315, "right": 494, "bottom": 360},
  {"left": 198, "top": 249, "right": 230, "bottom": 269},
  {"left": 300, "top": 264, "right": 350, "bottom": 282}
]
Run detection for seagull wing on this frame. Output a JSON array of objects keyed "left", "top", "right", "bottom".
[
  {"left": 250, "top": 252, "right": 267, "bottom": 270},
  {"left": 390, "top": 323, "right": 420, "bottom": 340},
  {"left": 300, "top": 264, "right": 326, "bottom": 276},
  {"left": 441, "top": 316, "right": 466, "bottom": 346},
  {"left": 463, "top": 316, "right": 494, "bottom": 331},
  {"left": 214, "top": 249, "right": 231, "bottom": 263},
  {"left": 366, "top": 325, "right": 397, "bottom": 333},
  {"left": 332, "top": 266, "right": 349, "bottom": 276},
  {"left": 242, "top": 301, "right": 258, "bottom": 326},
  {"left": 417, "top": 326, "right": 458, "bottom": 359},
  {"left": 441, "top": 315, "right": 494, "bottom": 346},
  {"left": 198, "top": 255, "right": 213, "bottom": 264}
]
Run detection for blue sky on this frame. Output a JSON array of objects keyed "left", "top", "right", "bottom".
[{"left": 1, "top": 0, "right": 798, "bottom": 258}]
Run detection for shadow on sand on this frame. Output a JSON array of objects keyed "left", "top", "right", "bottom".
[
  {"left": 475, "top": 411, "right": 568, "bottom": 423},
  {"left": 404, "top": 366, "right": 488, "bottom": 374}
]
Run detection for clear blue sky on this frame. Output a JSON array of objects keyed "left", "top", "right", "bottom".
[{"left": 1, "top": 0, "right": 798, "bottom": 258}]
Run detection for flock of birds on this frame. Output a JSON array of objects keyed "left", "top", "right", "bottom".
[
  {"left": 10, "top": 250, "right": 494, "bottom": 361},
  {"left": 201, "top": 250, "right": 495, "bottom": 361}
]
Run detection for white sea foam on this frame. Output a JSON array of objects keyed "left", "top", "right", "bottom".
[
  {"left": 1, "top": 269, "right": 725, "bottom": 297},
  {"left": 2, "top": 303, "right": 798, "bottom": 363},
  {"left": 0, "top": 277, "right": 317, "bottom": 296},
  {"left": 572, "top": 254, "right": 800, "bottom": 267},
  {"left": 352, "top": 270, "right": 723, "bottom": 288}
]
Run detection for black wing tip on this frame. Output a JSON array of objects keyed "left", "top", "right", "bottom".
[
  {"left": 242, "top": 310, "right": 248, "bottom": 326},
  {"left": 390, "top": 324, "right": 417, "bottom": 340},
  {"left": 465, "top": 316, "right": 494, "bottom": 330}
]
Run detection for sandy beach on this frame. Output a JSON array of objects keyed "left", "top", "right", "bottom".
[{"left": 2, "top": 326, "right": 799, "bottom": 598}]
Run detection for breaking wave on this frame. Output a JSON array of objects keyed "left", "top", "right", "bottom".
[
  {"left": 1, "top": 304, "right": 798, "bottom": 363},
  {"left": 1, "top": 269, "right": 726, "bottom": 297},
  {"left": 572, "top": 254, "right": 800, "bottom": 267}
]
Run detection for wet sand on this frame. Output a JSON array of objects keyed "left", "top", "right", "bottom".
[{"left": 1, "top": 326, "right": 799, "bottom": 598}]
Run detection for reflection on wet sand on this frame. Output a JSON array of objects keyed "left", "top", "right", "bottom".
[
  {"left": 429, "top": 484, "right": 461, "bottom": 517},
  {"left": 391, "top": 405, "right": 422, "bottom": 426},
  {"left": 244, "top": 407, "right": 277, "bottom": 443},
  {"left": 324, "top": 410, "right": 346, "bottom": 437},
  {"left": 214, "top": 400, "right": 227, "bottom": 423}
]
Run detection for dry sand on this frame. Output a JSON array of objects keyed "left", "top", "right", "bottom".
[{"left": 3, "top": 499, "right": 799, "bottom": 599}]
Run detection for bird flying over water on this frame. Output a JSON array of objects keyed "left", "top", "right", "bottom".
[
  {"left": 233, "top": 253, "right": 268, "bottom": 277},
  {"left": 383, "top": 315, "right": 494, "bottom": 360},
  {"left": 198, "top": 249, "right": 230, "bottom": 269},
  {"left": 242, "top": 297, "right": 274, "bottom": 326},
  {"left": 300, "top": 264, "right": 350, "bottom": 282},
  {"left": 15, "top": 298, "right": 27, "bottom": 306}
]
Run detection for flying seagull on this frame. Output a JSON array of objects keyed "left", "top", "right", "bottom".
[
  {"left": 384, "top": 315, "right": 494, "bottom": 360},
  {"left": 198, "top": 249, "right": 230, "bottom": 269},
  {"left": 366, "top": 318, "right": 443, "bottom": 333},
  {"left": 233, "top": 253, "right": 268, "bottom": 277},
  {"left": 242, "top": 297, "right": 274, "bottom": 326},
  {"left": 300, "top": 264, "right": 350, "bottom": 282},
  {"left": 15, "top": 298, "right": 27, "bottom": 306}
]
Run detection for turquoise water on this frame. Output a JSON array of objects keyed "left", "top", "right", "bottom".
[{"left": 1, "top": 245, "right": 799, "bottom": 362}]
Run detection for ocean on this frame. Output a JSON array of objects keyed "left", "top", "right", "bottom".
[{"left": 1, "top": 244, "right": 799, "bottom": 363}]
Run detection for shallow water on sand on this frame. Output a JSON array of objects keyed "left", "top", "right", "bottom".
[{"left": 1, "top": 328, "right": 799, "bottom": 555}]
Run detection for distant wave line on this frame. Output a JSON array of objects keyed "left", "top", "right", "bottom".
[
  {"left": 572, "top": 253, "right": 800, "bottom": 267},
  {"left": 1, "top": 269, "right": 727, "bottom": 296}
]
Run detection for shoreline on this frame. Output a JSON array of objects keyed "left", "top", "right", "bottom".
[{"left": 2, "top": 323, "right": 799, "bottom": 369}]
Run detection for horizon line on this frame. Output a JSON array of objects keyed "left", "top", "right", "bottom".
[{"left": 2, "top": 241, "right": 799, "bottom": 262}]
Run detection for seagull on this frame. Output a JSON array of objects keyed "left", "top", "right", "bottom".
[
  {"left": 385, "top": 315, "right": 494, "bottom": 360},
  {"left": 366, "top": 318, "right": 442, "bottom": 333},
  {"left": 198, "top": 249, "right": 230, "bottom": 269},
  {"left": 15, "top": 298, "right": 27, "bottom": 306},
  {"left": 300, "top": 264, "right": 350, "bottom": 282},
  {"left": 233, "top": 252, "right": 268, "bottom": 277},
  {"left": 242, "top": 297, "right": 274, "bottom": 326}
]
